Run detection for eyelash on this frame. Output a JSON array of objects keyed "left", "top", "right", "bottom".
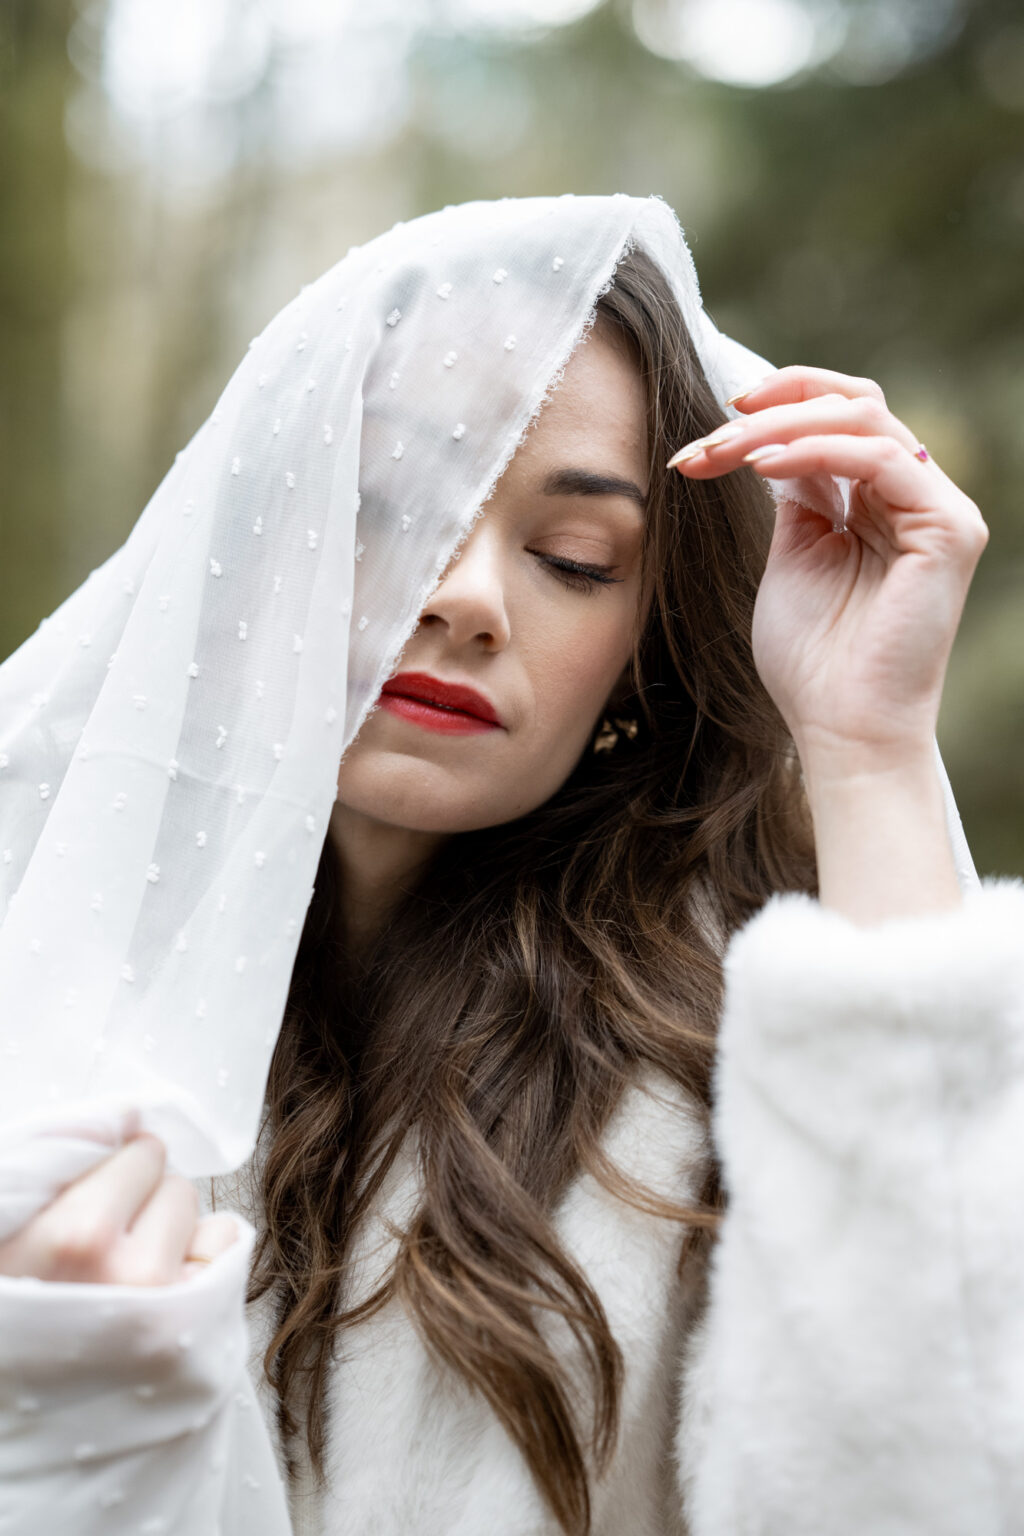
[{"left": 531, "top": 553, "right": 623, "bottom": 593}]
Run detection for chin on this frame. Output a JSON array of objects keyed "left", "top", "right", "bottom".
[
  {"left": 335, "top": 745, "right": 569, "bottom": 836},
  {"left": 335, "top": 748, "right": 509, "bottom": 835}
]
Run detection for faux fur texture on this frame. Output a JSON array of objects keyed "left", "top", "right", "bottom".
[
  {"left": 300, "top": 1070, "right": 708, "bottom": 1536},
  {"left": 2, "top": 878, "right": 1022, "bottom": 1535},
  {"left": 681, "top": 876, "right": 1024, "bottom": 1536}
]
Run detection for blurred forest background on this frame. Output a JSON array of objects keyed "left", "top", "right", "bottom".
[{"left": 2, "top": 0, "right": 1022, "bottom": 873}]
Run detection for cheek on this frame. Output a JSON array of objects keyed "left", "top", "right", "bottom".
[
  {"left": 521, "top": 597, "right": 635, "bottom": 742},
  {"left": 332, "top": 584, "right": 640, "bottom": 836}
]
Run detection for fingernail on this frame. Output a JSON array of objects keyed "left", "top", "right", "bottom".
[
  {"left": 666, "top": 443, "right": 707, "bottom": 469},
  {"left": 667, "top": 423, "right": 745, "bottom": 468},
  {"left": 726, "top": 374, "right": 772, "bottom": 406},
  {"left": 743, "top": 443, "right": 789, "bottom": 464}
]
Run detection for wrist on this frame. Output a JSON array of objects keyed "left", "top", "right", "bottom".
[
  {"left": 795, "top": 734, "right": 939, "bottom": 799},
  {"left": 798, "top": 747, "right": 962, "bottom": 926},
  {"left": 804, "top": 758, "right": 952, "bottom": 847}
]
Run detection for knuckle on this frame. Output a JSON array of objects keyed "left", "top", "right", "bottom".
[
  {"left": 872, "top": 435, "right": 904, "bottom": 466},
  {"left": 857, "top": 375, "right": 887, "bottom": 404},
  {"left": 855, "top": 394, "right": 890, "bottom": 432},
  {"left": 47, "top": 1216, "right": 119, "bottom": 1275},
  {"left": 775, "top": 367, "right": 818, "bottom": 402},
  {"left": 939, "top": 502, "right": 988, "bottom": 559},
  {"left": 966, "top": 512, "right": 990, "bottom": 552}
]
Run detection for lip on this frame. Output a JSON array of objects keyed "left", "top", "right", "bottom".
[{"left": 377, "top": 671, "right": 505, "bottom": 735}]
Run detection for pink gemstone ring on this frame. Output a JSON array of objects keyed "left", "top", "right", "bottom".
[{"left": 914, "top": 444, "right": 929, "bottom": 462}]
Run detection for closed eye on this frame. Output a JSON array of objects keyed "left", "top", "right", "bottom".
[{"left": 530, "top": 552, "right": 623, "bottom": 593}]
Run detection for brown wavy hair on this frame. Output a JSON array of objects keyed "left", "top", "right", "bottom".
[{"left": 248, "top": 244, "right": 818, "bottom": 1534}]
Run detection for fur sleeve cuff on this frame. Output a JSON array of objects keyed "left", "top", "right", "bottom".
[{"left": 716, "top": 877, "right": 1024, "bottom": 1164}]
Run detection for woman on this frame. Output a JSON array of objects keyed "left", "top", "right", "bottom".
[{"left": 0, "top": 195, "right": 1020, "bottom": 1536}]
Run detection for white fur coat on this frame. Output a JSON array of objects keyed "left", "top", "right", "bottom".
[{"left": 1, "top": 878, "right": 1023, "bottom": 1535}]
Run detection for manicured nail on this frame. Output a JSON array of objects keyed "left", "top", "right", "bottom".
[
  {"left": 743, "top": 443, "right": 789, "bottom": 464},
  {"left": 726, "top": 374, "right": 772, "bottom": 406},
  {"left": 667, "top": 423, "right": 745, "bottom": 468},
  {"left": 666, "top": 442, "right": 708, "bottom": 469}
]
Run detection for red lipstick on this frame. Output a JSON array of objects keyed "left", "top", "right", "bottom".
[{"left": 378, "top": 671, "right": 504, "bottom": 735}]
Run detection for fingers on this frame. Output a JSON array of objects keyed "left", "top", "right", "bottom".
[
  {"left": 668, "top": 391, "right": 923, "bottom": 474},
  {"left": 0, "top": 1128, "right": 242, "bottom": 1287},
  {"left": 180, "top": 1212, "right": 239, "bottom": 1280},
  {"left": 13, "top": 1135, "right": 168, "bottom": 1280},
  {"left": 63, "top": 1133, "right": 169, "bottom": 1233},
  {"left": 726, "top": 364, "right": 889, "bottom": 411},
  {"left": 736, "top": 435, "right": 987, "bottom": 559},
  {"left": 122, "top": 1175, "right": 199, "bottom": 1285},
  {"left": 744, "top": 435, "right": 933, "bottom": 507}
]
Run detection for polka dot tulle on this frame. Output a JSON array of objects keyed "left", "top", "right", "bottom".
[
  {"left": 0, "top": 1214, "right": 291, "bottom": 1533},
  {"left": 5, "top": 195, "right": 740, "bottom": 1180},
  {"left": 0, "top": 190, "right": 985, "bottom": 1535}
]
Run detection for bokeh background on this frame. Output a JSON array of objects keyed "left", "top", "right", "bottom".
[{"left": 2, "top": 0, "right": 1022, "bottom": 873}]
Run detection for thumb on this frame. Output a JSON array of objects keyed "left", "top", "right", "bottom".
[{"left": 180, "top": 1211, "right": 240, "bottom": 1279}]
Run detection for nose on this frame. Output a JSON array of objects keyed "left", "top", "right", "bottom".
[{"left": 418, "top": 518, "right": 511, "bottom": 651}]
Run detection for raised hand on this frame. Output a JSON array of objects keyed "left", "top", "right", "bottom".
[{"left": 669, "top": 365, "right": 988, "bottom": 775}]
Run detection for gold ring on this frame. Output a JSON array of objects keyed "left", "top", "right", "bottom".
[{"left": 185, "top": 1253, "right": 213, "bottom": 1265}]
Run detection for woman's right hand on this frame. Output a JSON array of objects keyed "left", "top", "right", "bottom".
[{"left": 0, "top": 1132, "right": 237, "bottom": 1285}]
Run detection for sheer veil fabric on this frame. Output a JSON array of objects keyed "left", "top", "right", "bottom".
[{"left": 0, "top": 194, "right": 978, "bottom": 1234}]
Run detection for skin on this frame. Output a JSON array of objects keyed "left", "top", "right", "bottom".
[
  {"left": 331, "top": 317, "right": 649, "bottom": 949},
  {"left": 672, "top": 367, "right": 987, "bottom": 923},
  {"left": 0, "top": 339, "right": 989, "bottom": 1285}
]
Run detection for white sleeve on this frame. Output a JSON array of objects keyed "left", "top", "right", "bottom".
[
  {"left": 0, "top": 1216, "right": 292, "bottom": 1536},
  {"left": 677, "top": 877, "right": 1024, "bottom": 1536}
]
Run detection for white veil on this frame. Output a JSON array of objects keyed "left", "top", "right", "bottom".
[{"left": 0, "top": 194, "right": 978, "bottom": 1225}]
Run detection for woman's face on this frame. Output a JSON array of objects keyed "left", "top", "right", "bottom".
[{"left": 334, "top": 319, "right": 649, "bottom": 837}]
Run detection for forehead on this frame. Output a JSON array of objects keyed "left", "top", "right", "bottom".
[{"left": 500, "top": 320, "right": 650, "bottom": 495}]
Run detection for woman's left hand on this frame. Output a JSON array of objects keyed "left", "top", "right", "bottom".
[{"left": 669, "top": 365, "right": 989, "bottom": 774}]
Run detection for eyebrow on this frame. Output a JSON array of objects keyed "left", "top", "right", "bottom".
[{"left": 540, "top": 467, "right": 647, "bottom": 509}]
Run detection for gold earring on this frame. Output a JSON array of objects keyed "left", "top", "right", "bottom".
[
  {"left": 593, "top": 718, "right": 618, "bottom": 754},
  {"left": 592, "top": 716, "right": 639, "bottom": 754}
]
